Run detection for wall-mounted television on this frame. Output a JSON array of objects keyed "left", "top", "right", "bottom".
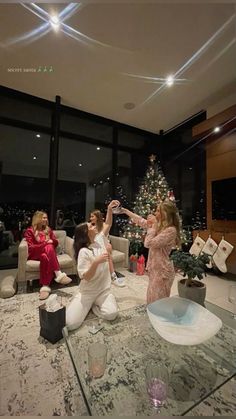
[{"left": 212, "top": 177, "right": 236, "bottom": 221}]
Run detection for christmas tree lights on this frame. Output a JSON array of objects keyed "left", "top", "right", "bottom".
[{"left": 121, "top": 155, "right": 188, "bottom": 254}]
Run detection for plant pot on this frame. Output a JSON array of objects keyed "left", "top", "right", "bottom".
[{"left": 177, "top": 279, "right": 206, "bottom": 306}]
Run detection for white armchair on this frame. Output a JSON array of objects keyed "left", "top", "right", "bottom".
[
  {"left": 109, "top": 235, "right": 129, "bottom": 269},
  {"left": 17, "top": 230, "right": 77, "bottom": 285}
]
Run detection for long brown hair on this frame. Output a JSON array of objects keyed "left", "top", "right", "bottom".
[
  {"left": 91, "top": 209, "right": 103, "bottom": 232},
  {"left": 31, "top": 211, "right": 50, "bottom": 240},
  {"left": 73, "top": 222, "right": 91, "bottom": 260},
  {"left": 158, "top": 200, "right": 181, "bottom": 246}
]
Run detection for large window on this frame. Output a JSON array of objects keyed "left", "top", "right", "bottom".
[
  {"left": 0, "top": 86, "right": 206, "bottom": 268},
  {"left": 56, "top": 137, "right": 113, "bottom": 235},
  {"left": 0, "top": 95, "right": 52, "bottom": 127},
  {"left": 118, "top": 129, "right": 148, "bottom": 149},
  {"left": 0, "top": 124, "right": 50, "bottom": 267},
  {"left": 162, "top": 122, "right": 207, "bottom": 230},
  {"left": 60, "top": 112, "right": 113, "bottom": 144}
]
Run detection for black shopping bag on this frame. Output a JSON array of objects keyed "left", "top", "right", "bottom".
[{"left": 39, "top": 304, "right": 65, "bottom": 344}]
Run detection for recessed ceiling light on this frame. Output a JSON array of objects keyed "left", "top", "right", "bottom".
[
  {"left": 50, "top": 15, "right": 60, "bottom": 30},
  {"left": 213, "top": 126, "right": 220, "bottom": 133},
  {"left": 36, "top": 134, "right": 41, "bottom": 138},
  {"left": 97, "top": 147, "right": 101, "bottom": 151},
  {"left": 107, "top": 177, "right": 110, "bottom": 180},
  {"left": 124, "top": 102, "right": 135, "bottom": 110},
  {"left": 166, "top": 75, "right": 174, "bottom": 86},
  {"left": 100, "top": 180, "right": 103, "bottom": 184},
  {"left": 78, "top": 163, "right": 82, "bottom": 167},
  {"left": 33, "top": 156, "right": 37, "bottom": 160}
]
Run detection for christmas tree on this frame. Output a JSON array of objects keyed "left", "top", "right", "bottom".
[{"left": 121, "top": 155, "right": 185, "bottom": 254}]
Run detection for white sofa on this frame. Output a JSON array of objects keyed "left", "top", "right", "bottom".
[
  {"left": 17, "top": 231, "right": 129, "bottom": 286},
  {"left": 109, "top": 235, "right": 129, "bottom": 269},
  {"left": 17, "top": 230, "right": 77, "bottom": 286}
]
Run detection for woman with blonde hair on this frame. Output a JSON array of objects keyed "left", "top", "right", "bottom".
[
  {"left": 121, "top": 200, "right": 181, "bottom": 303},
  {"left": 24, "top": 211, "right": 72, "bottom": 300}
]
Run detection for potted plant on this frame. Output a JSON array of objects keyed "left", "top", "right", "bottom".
[{"left": 170, "top": 250, "right": 210, "bottom": 305}]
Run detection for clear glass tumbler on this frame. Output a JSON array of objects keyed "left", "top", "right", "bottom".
[
  {"left": 88, "top": 343, "right": 107, "bottom": 378},
  {"left": 145, "top": 360, "right": 169, "bottom": 408}
]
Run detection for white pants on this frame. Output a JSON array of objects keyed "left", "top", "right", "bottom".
[{"left": 66, "top": 288, "right": 118, "bottom": 331}]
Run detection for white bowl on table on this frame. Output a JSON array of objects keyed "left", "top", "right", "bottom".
[{"left": 147, "top": 296, "right": 222, "bottom": 346}]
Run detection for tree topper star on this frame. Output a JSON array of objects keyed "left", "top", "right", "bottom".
[{"left": 149, "top": 154, "right": 156, "bottom": 163}]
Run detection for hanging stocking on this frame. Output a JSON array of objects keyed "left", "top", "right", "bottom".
[
  {"left": 189, "top": 235, "right": 206, "bottom": 257},
  {"left": 212, "top": 239, "right": 234, "bottom": 273},
  {"left": 201, "top": 236, "right": 218, "bottom": 268}
]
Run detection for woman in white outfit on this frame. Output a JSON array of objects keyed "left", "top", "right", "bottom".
[
  {"left": 90, "top": 200, "right": 125, "bottom": 287},
  {"left": 66, "top": 222, "right": 118, "bottom": 330}
]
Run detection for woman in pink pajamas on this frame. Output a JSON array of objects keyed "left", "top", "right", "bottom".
[
  {"left": 122, "top": 200, "right": 181, "bottom": 303},
  {"left": 24, "top": 211, "right": 72, "bottom": 300}
]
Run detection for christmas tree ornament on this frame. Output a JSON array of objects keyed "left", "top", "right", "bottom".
[
  {"left": 201, "top": 236, "right": 218, "bottom": 268},
  {"left": 168, "top": 190, "right": 175, "bottom": 202},
  {"left": 212, "top": 238, "right": 234, "bottom": 273},
  {"left": 189, "top": 235, "right": 206, "bottom": 256}
]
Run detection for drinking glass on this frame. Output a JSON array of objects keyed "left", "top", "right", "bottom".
[
  {"left": 228, "top": 285, "right": 236, "bottom": 319},
  {"left": 112, "top": 204, "right": 122, "bottom": 214},
  {"left": 145, "top": 361, "right": 168, "bottom": 409},
  {"left": 88, "top": 343, "right": 107, "bottom": 378}
]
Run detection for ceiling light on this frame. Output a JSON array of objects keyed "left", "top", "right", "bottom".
[
  {"left": 36, "top": 134, "right": 41, "bottom": 138},
  {"left": 107, "top": 177, "right": 110, "bottom": 180},
  {"left": 213, "top": 126, "right": 220, "bottom": 133},
  {"left": 97, "top": 147, "right": 101, "bottom": 151},
  {"left": 50, "top": 15, "right": 60, "bottom": 30},
  {"left": 166, "top": 75, "right": 174, "bottom": 86},
  {"left": 124, "top": 102, "right": 135, "bottom": 110},
  {"left": 78, "top": 163, "right": 82, "bottom": 167},
  {"left": 33, "top": 156, "right": 37, "bottom": 160}
]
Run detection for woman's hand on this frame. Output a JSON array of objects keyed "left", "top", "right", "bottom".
[
  {"left": 147, "top": 214, "right": 157, "bottom": 228},
  {"left": 106, "top": 243, "right": 112, "bottom": 253},
  {"left": 46, "top": 239, "right": 53, "bottom": 244},
  {"left": 108, "top": 199, "right": 120, "bottom": 210},
  {"left": 95, "top": 252, "right": 109, "bottom": 264},
  {"left": 119, "top": 207, "right": 128, "bottom": 215}
]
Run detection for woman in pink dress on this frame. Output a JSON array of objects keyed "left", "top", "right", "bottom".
[
  {"left": 24, "top": 211, "right": 72, "bottom": 300},
  {"left": 121, "top": 200, "right": 181, "bottom": 303}
]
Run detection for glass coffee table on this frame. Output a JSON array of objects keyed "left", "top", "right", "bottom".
[{"left": 63, "top": 302, "right": 236, "bottom": 416}]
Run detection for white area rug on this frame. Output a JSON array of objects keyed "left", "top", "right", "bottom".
[
  {"left": 0, "top": 269, "right": 148, "bottom": 416},
  {"left": 1, "top": 269, "right": 235, "bottom": 416}
]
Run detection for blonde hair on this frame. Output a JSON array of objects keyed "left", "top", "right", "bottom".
[
  {"left": 31, "top": 211, "right": 49, "bottom": 239},
  {"left": 90, "top": 209, "right": 104, "bottom": 233},
  {"left": 158, "top": 200, "right": 181, "bottom": 246}
]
